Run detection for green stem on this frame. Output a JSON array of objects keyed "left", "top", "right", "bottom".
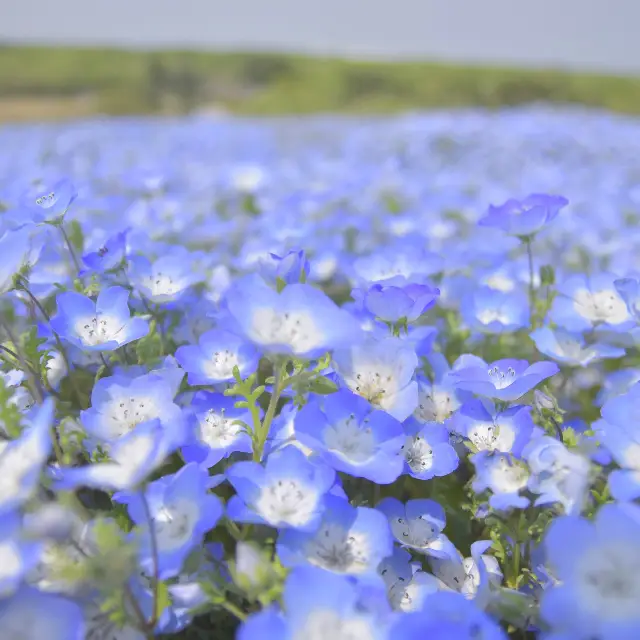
[
  {"left": 17, "top": 279, "right": 84, "bottom": 409},
  {"left": 220, "top": 598, "right": 248, "bottom": 622},
  {"left": 0, "top": 317, "right": 43, "bottom": 404},
  {"left": 59, "top": 223, "right": 82, "bottom": 274},
  {"left": 140, "top": 491, "right": 160, "bottom": 630},
  {"left": 254, "top": 361, "right": 286, "bottom": 461},
  {"left": 525, "top": 236, "right": 536, "bottom": 328}
]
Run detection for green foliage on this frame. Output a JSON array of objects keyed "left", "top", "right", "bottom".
[
  {"left": 0, "top": 376, "right": 23, "bottom": 438},
  {"left": 2, "top": 46, "right": 640, "bottom": 122}
]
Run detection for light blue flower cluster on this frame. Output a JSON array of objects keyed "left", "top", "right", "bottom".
[{"left": 0, "top": 106, "right": 639, "bottom": 640}]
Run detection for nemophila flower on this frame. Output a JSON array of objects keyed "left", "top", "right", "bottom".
[
  {"left": 376, "top": 497, "right": 447, "bottom": 557},
  {"left": 333, "top": 337, "right": 418, "bottom": 421},
  {"left": 614, "top": 276, "right": 640, "bottom": 322},
  {"left": 596, "top": 367, "right": 640, "bottom": 407},
  {"left": 54, "top": 418, "right": 173, "bottom": 491},
  {"left": 113, "top": 463, "right": 223, "bottom": 579},
  {"left": 401, "top": 419, "right": 459, "bottom": 480},
  {"left": 550, "top": 273, "right": 632, "bottom": 332},
  {"left": 80, "top": 372, "right": 185, "bottom": 447},
  {"left": 0, "top": 511, "right": 42, "bottom": 597},
  {"left": 378, "top": 547, "right": 440, "bottom": 612},
  {"left": 20, "top": 178, "right": 78, "bottom": 223},
  {"left": 181, "top": 392, "right": 253, "bottom": 468},
  {"left": 294, "top": 389, "right": 405, "bottom": 483},
  {"left": 413, "top": 353, "right": 466, "bottom": 425},
  {"left": 427, "top": 537, "right": 501, "bottom": 605},
  {"left": 451, "top": 398, "right": 534, "bottom": 456},
  {"left": 471, "top": 451, "right": 530, "bottom": 510},
  {"left": 451, "top": 355, "right": 559, "bottom": 402},
  {"left": 82, "top": 228, "right": 129, "bottom": 273},
  {"left": 391, "top": 591, "right": 507, "bottom": 640},
  {"left": 0, "top": 398, "right": 54, "bottom": 515},
  {"left": 238, "top": 566, "right": 390, "bottom": 640},
  {"left": 0, "top": 226, "right": 31, "bottom": 295},
  {"left": 224, "top": 274, "right": 362, "bottom": 359},
  {"left": 265, "top": 404, "right": 314, "bottom": 457},
  {"left": 360, "top": 276, "right": 440, "bottom": 323},
  {"left": 175, "top": 329, "right": 259, "bottom": 385},
  {"left": 524, "top": 436, "right": 590, "bottom": 515},
  {"left": 597, "top": 385, "right": 640, "bottom": 500},
  {"left": 277, "top": 495, "right": 393, "bottom": 582},
  {"left": 461, "top": 286, "right": 528, "bottom": 334},
  {"left": 264, "top": 249, "right": 310, "bottom": 285},
  {"left": 0, "top": 586, "right": 85, "bottom": 640},
  {"left": 479, "top": 193, "right": 568, "bottom": 237},
  {"left": 51, "top": 286, "right": 149, "bottom": 351},
  {"left": 351, "top": 242, "right": 444, "bottom": 285},
  {"left": 128, "top": 248, "right": 203, "bottom": 304},
  {"left": 226, "top": 445, "right": 335, "bottom": 531},
  {"left": 530, "top": 326, "right": 624, "bottom": 366},
  {"left": 542, "top": 503, "right": 640, "bottom": 640}
]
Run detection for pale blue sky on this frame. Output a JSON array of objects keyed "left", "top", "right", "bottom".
[{"left": 1, "top": 0, "right": 639, "bottom": 73}]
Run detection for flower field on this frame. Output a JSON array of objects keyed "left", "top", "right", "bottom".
[{"left": 1, "top": 105, "right": 640, "bottom": 639}]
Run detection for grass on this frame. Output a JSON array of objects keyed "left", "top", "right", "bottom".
[{"left": 0, "top": 45, "right": 640, "bottom": 121}]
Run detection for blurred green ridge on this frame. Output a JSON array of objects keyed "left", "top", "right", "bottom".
[{"left": 1, "top": 45, "right": 640, "bottom": 120}]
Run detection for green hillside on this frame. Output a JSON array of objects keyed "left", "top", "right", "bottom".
[{"left": 1, "top": 45, "right": 640, "bottom": 121}]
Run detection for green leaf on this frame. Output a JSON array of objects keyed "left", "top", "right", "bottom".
[
  {"left": 539, "top": 264, "right": 555, "bottom": 287},
  {"left": 135, "top": 322, "right": 163, "bottom": 364},
  {"left": 67, "top": 220, "right": 85, "bottom": 253},
  {"left": 307, "top": 376, "right": 339, "bottom": 395}
]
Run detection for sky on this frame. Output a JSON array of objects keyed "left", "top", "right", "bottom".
[{"left": 1, "top": 0, "right": 639, "bottom": 74}]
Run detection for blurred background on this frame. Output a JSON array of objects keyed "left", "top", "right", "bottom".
[{"left": 1, "top": 0, "right": 639, "bottom": 122}]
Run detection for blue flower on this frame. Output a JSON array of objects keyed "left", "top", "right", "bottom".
[
  {"left": 225, "top": 274, "right": 362, "bottom": 359},
  {"left": 175, "top": 329, "right": 259, "bottom": 385},
  {"left": 461, "top": 286, "right": 528, "bottom": 334},
  {"left": 530, "top": 326, "right": 625, "bottom": 366},
  {"left": 550, "top": 273, "right": 633, "bottom": 332},
  {"left": 471, "top": 451, "right": 531, "bottom": 511},
  {"left": 0, "top": 586, "right": 85, "bottom": 639},
  {"left": 451, "top": 355, "right": 559, "bottom": 402},
  {"left": 523, "top": 436, "right": 590, "bottom": 514},
  {"left": 181, "top": 391, "right": 253, "bottom": 468},
  {"left": 238, "top": 566, "right": 390, "bottom": 640},
  {"left": 401, "top": 419, "right": 459, "bottom": 480},
  {"left": 264, "top": 249, "right": 310, "bottom": 285},
  {"left": 294, "top": 389, "right": 405, "bottom": 483},
  {"left": 0, "top": 511, "right": 42, "bottom": 597},
  {"left": 51, "top": 286, "right": 149, "bottom": 351},
  {"left": 0, "top": 398, "right": 55, "bottom": 515},
  {"left": 359, "top": 276, "right": 440, "bottom": 323},
  {"left": 82, "top": 228, "right": 129, "bottom": 273},
  {"left": 129, "top": 248, "right": 203, "bottom": 304},
  {"left": 0, "top": 226, "right": 31, "bottom": 295},
  {"left": 451, "top": 398, "right": 534, "bottom": 455},
  {"left": 479, "top": 193, "right": 568, "bottom": 237},
  {"left": 54, "top": 418, "right": 174, "bottom": 491},
  {"left": 80, "top": 372, "right": 185, "bottom": 446},
  {"left": 598, "top": 384, "right": 640, "bottom": 500},
  {"left": 226, "top": 445, "right": 335, "bottom": 531},
  {"left": 378, "top": 547, "right": 440, "bottom": 611},
  {"left": 542, "top": 504, "right": 640, "bottom": 640},
  {"left": 20, "top": 178, "right": 78, "bottom": 223},
  {"left": 614, "top": 277, "right": 640, "bottom": 323},
  {"left": 391, "top": 591, "right": 507, "bottom": 639},
  {"left": 376, "top": 497, "right": 447, "bottom": 557},
  {"left": 413, "top": 353, "right": 468, "bottom": 425},
  {"left": 333, "top": 337, "right": 418, "bottom": 421},
  {"left": 277, "top": 494, "right": 393, "bottom": 582},
  {"left": 113, "top": 463, "right": 224, "bottom": 579}
]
